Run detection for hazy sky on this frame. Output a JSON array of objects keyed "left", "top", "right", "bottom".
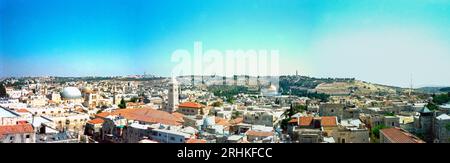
[{"left": 1, "top": 0, "right": 450, "bottom": 87}]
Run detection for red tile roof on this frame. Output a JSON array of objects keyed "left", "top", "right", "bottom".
[
  {"left": 95, "top": 112, "right": 111, "bottom": 118},
  {"left": 0, "top": 124, "right": 34, "bottom": 139},
  {"left": 215, "top": 117, "right": 230, "bottom": 126},
  {"left": 297, "top": 116, "right": 337, "bottom": 127},
  {"left": 321, "top": 116, "right": 338, "bottom": 127},
  {"left": 126, "top": 102, "right": 144, "bottom": 106},
  {"left": 88, "top": 118, "right": 105, "bottom": 125},
  {"left": 178, "top": 102, "right": 203, "bottom": 109},
  {"left": 299, "top": 117, "right": 314, "bottom": 126},
  {"left": 229, "top": 117, "right": 243, "bottom": 125},
  {"left": 172, "top": 112, "right": 185, "bottom": 120},
  {"left": 107, "top": 107, "right": 184, "bottom": 126},
  {"left": 186, "top": 139, "right": 207, "bottom": 143},
  {"left": 17, "top": 121, "right": 28, "bottom": 125},
  {"left": 246, "top": 130, "right": 273, "bottom": 137},
  {"left": 288, "top": 118, "right": 298, "bottom": 124},
  {"left": 16, "top": 108, "right": 29, "bottom": 113},
  {"left": 380, "top": 127, "right": 425, "bottom": 143}
]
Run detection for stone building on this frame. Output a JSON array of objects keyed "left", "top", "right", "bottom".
[
  {"left": 433, "top": 114, "right": 450, "bottom": 143},
  {"left": 243, "top": 109, "right": 282, "bottom": 127},
  {"left": 319, "top": 103, "right": 345, "bottom": 120},
  {"left": 290, "top": 116, "right": 338, "bottom": 143},
  {"left": 414, "top": 107, "right": 434, "bottom": 142},
  {"left": 177, "top": 102, "right": 207, "bottom": 116},
  {"left": 0, "top": 124, "right": 36, "bottom": 143},
  {"left": 332, "top": 119, "right": 370, "bottom": 143}
]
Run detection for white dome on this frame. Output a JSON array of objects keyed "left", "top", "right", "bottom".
[
  {"left": 261, "top": 84, "right": 279, "bottom": 96},
  {"left": 61, "top": 87, "right": 82, "bottom": 99}
]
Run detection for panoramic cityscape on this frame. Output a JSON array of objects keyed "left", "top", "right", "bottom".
[{"left": 1, "top": 0, "right": 450, "bottom": 145}]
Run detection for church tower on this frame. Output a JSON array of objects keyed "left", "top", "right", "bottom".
[{"left": 166, "top": 77, "right": 179, "bottom": 113}]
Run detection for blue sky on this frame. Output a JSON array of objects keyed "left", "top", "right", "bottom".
[{"left": 1, "top": 0, "right": 450, "bottom": 87}]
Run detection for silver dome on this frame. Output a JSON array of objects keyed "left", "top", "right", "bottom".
[{"left": 61, "top": 87, "right": 82, "bottom": 99}]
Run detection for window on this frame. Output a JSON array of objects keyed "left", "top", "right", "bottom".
[
  {"left": 170, "top": 137, "right": 175, "bottom": 141},
  {"left": 391, "top": 122, "right": 395, "bottom": 126},
  {"left": 331, "top": 109, "right": 334, "bottom": 113},
  {"left": 10, "top": 136, "right": 14, "bottom": 140},
  {"left": 26, "top": 135, "right": 30, "bottom": 138}
]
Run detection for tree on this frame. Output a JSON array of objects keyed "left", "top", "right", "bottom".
[
  {"left": 432, "top": 93, "right": 450, "bottom": 105},
  {"left": 0, "top": 83, "right": 8, "bottom": 98},
  {"left": 231, "top": 111, "right": 241, "bottom": 119},
  {"left": 371, "top": 125, "right": 388, "bottom": 139},
  {"left": 130, "top": 97, "right": 139, "bottom": 103},
  {"left": 384, "top": 112, "right": 395, "bottom": 116},
  {"left": 96, "top": 110, "right": 103, "bottom": 114},
  {"left": 283, "top": 104, "right": 307, "bottom": 118},
  {"left": 211, "top": 101, "right": 223, "bottom": 107},
  {"left": 281, "top": 104, "right": 307, "bottom": 130},
  {"left": 427, "top": 102, "right": 439, "bottom": 111},
  {"left": 118, "top": 98, "right": 126, "bottom": 109},
  {"left": 226, "top": 97, "right": 235, "bottom": 104},
  {"left": 446, "top": 123, "right": 450, "bottom": 131}
]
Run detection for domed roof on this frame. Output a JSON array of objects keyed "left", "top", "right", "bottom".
[
  {"left": 261, "top": 84, "right": 279, "bottom": 96},
  {"left": 61, "top": 87, "right": 82, "bottom": 99},
  {"left": 267, "top": 84, "right": 277, "bottom": 91},
  {"left": 81, "top": 86, "right": 93, "bottom": 93}
]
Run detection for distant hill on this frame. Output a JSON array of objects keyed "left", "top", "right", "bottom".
[
  {"left": 279, "top": 75, "right": 400, "bottom": 96},
  {"left": 314, "top": 80, "right": 398, "bottom": 95},
  {"left": 440, "top": 87, "right": 450, "bottom": 92},
  {"left": 416, "top": 87, "right": 450, "bottom": 94}
]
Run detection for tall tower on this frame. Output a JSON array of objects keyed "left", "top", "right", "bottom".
[
  {"left": 245, "top": 75, "right": 250, "bottom": 86},
  {"left": 166, "top": 77, "right": 179, "bottom": 113},
  {"left": 409, "top": 74, "right": 413, "bottom": 96}
]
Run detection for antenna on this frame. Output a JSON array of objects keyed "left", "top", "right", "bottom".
[{"left": 409, "top": 74, "right": 413, "bottom": 96}]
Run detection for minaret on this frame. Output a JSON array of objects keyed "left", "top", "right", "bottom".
[
  {"left": 191, "top": 75, "right": 195, "bottom": 87},
  {"left": 409, "top": 74, "right": 413, "bottom": 96},
  {"left": 245, "top": 75, "right": 249, "bottom": 86},
  {"left": 167, "top": 77, "right": 179, "bottom": 113}
]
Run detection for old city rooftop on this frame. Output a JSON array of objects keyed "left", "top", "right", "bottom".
[
  {"left": 178, "top": 102, "right": 203, "bottom": 109},
  {"left": 95, "top": 107, "right": 184, "bottom": 126},
  {"left": 0, "top": 124, "right": 34, "bottom": 139},
  {"left": 87, "top": 118, "right": 105, "bottom": 125},
  {"left": 296, "top": 116, "right": 338, "bottom": 127},
  {"left": 380, "top": 127, "right": 425, "bottom": 143}
]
